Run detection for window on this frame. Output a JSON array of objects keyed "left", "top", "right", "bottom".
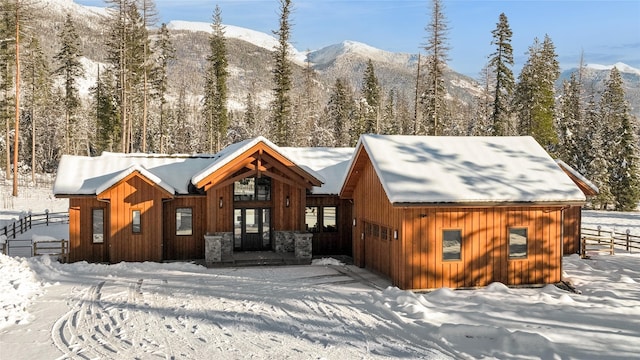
[
  {"left": 322, "top": 206, "right": 337, "bottom": 232},
  {"left": 234, "top": 177, "right": 271, "bottom": 201},
  {"left": 443, "top": 229, "right": 462, "bottom": 261},
  {"left": 305, "top": 206, "right": 319, "bottom": 232},
  {"left": 305, "top": 206, "right": 337, "bottom": 233},
  {"left": 92, "top": 209, "right": 104, "bottom": 243},
  {"left": 132, "top": 210, "right": 141, "bottom": 233},
  {"left": 509, "top": 228, "right": 528, "bottom": 259},
  {"left": 381, "top": 226, "right": 389, "bottom": 241},
  {"left": 176, "top": 208, "right": 193, "bottom": 236}
]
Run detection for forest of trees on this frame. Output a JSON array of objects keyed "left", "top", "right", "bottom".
[{"left": 0, "top": 0, "right": 638, "bottom": 209}]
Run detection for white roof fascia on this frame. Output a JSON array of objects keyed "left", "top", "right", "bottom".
[{"left": 95, "top": 164, "right": 175, "bottom": 196}]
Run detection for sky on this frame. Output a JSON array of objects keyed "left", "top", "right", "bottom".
[{"left": 74, "top": 0, "right": 640, "bottom": 76}]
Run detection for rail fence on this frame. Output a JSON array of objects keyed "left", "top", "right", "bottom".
[
  {"left": 1, "top": 211, "right": 69, "bottom": 260},
  {"left": 580, "top": 226, "right": 640, "bottom": 257}
]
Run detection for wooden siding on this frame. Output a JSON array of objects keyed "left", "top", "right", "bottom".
[
  {"left": 306, "top": 196, "right": 353, "bottom": 255},
  {"left": 97, "top": 173, "right": 170, "bottom": 263},
  {"left": 206, "top": 185, "right": 234, "bottom": 233},
  {"left": 349, "top": 151, "right": 565, "bottom": 290},
  {"left": 68, "top": 197, "right": 108, "bottom": 263},
  {"left": 163, "top": 196, "right": 207, "bottom": 260},
  {"left": 563, "top": 205, "right": 582, "bottom": 255}
]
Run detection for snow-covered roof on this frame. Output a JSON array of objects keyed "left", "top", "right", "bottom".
[
  {"left": 53, "top": 153, "right": 217, "bottom": 196},
  {"left": 343, "top": 135, "right": 587, "bottom": 205},
  {"left": 53, "top": 137, "right": 340, "bottom": 196},
  {"left": 555, "top": 159, "right": 599, "bottom": 196},
  {"left": 190, "top": 137, "right": 324, "bottom": 188},
  {"left": 280, "top": 147, "right": 354, "bottom": 194}
]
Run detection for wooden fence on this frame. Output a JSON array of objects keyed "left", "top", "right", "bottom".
[
  {"left": 1, "top": 211, "right": 69, "bottom": 261},
  {"left": 580, "top": 226, "right": 640, "bottom": 257}
]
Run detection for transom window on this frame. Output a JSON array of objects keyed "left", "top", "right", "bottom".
[{"left": 234, "top": 177, "right": 271, "bottom": 202}]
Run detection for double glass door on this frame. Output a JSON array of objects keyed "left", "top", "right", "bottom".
[{"left": 234, "top": 208, "right": 271, "bottom": 251}]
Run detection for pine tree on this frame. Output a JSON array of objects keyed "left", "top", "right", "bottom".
[
  {"left": 514, "top": 35, "right": 560, "bottom": 150},
  {"left": 54, "top": 13, "right": 84, "bottom": 155},
  {"left": 326, "top": 78, "right": 354, "bottom": 147},
  {"left": 488, "top": 13, "right": 514, "bottom": 136},
  {"left": 203, "top": 5, "right": 229, "bottom": 152},
  {"left": 361, "top": 59, "right": 380, "bottom": 134},
  {"left": 270, "top": 0, "right": 293, "bottom": 146},
  {"left": 422, "top": 0, "right": 450, "bottom": 135},
  {"left": 90, "top": 66, "right": 120, "bottom": 153},
  {"left": 601, "top": 67, "right": 640, "bottom": 211},
  {"left": 152, "top": 22, "right": 175, "bottom": 153},
  {"left": 0, "top": 0, "right": 16, "bottom": 179},
  {"left": 23, "top": 37, "right": 55, "bottom": 178},
  {"left": 557, "top": 72, "right": 583, "bottom": 170}
]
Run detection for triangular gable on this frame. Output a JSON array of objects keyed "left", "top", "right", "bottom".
[
  {"left": 340, "top": 134, "right": 587, "bottom": 205},
  {"left": 192, "top": 137, "right": 323, "bottom": 191},
  {"left": 96, "top": 164, "right": 175, "bottom": 198},
  {"left": 556, "top": 160, "right": 599, "bottom": 197}
]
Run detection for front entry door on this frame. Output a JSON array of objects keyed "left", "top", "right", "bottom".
[{"left": 234, "top": 208, "right": 271, "bottom": 251}]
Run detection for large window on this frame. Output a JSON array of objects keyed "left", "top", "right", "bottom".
[
  {"left": 234, "top": 177, "right": 271, "bottom": 201},
  {"left": 132, "top": 210, "right": 141, "bottom": 233},
  {"left": 176, "top": 208, "right": 193, "bottom": 236},
  {"left": 92, "top": 209, "right": 104, "bottom": 243},
  {"left": 509, "top": 228, "right": 528, "bottom": 259},
  {"left": 305, "top": 206, "right": 337, "bottom": 233},
  {"left": 443, "top": 229, "right": 462, "bottom": 261}
]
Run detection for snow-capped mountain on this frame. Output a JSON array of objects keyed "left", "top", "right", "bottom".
[{"left": 560, "top": 62, "right": 640, "bottom": 118}]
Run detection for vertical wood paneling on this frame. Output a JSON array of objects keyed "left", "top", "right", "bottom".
[
  {"left": 163, "top": 196, "right": 206, "bottom": 260},
  {"left": 68, "top": 198, "right": 108, "bottom": 263}
]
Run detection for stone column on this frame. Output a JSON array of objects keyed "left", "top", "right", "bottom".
[
  {"left": 204, "top": 234, "right": 222, "bottom": 265},
  {"left": 294, "top": 233, "right": 313, "bottom": 260}
]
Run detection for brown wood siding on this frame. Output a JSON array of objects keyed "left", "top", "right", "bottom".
[
  {"left": 563, "top": 206, "right": 581, "bottom": 255},
  {"left": 349, "top": 154, "right": 565, "bottom": 290},
  {"left": 207, "top": 185, "right": 233, "bottom": 233},
  {"left": 306, "top": 196, "right": 352, "bottom": 255},
  {"left": 68, "top": 197, "right": 108, "bottom": 263},
  {"left": 350, "top": 155, "right": 403, "bottom": 282},
  {"left": 163, "top": 196, "right": 207, "bottom": 260},
  {"left": 272, "top": 180, "right": 305, "bottom": 231},
  {"left": 98, "top": 175, "right": 168, "bottom": 263}
]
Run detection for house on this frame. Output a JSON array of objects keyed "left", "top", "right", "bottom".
[
  {"left": 53, "top": 137, "right": 353, "bottom": 264},
  {"left": 54, "top": 135, "right": 591, "bottom": 290},
  {"left": 339, "top": 135, "right": 588, "bottom": 290}
]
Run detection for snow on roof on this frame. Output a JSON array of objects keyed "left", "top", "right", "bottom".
[
  {"left": 280, "top": 147, "right": 354, "bottom": 194},
  {"left": 53, "top": 137, "right": 333, "bottom": 196},
  {"left": 555, "top": 159, "right": 599, "bottom": 195},
  {"left": 350, "top": 135, "right": 586, "bottom": 204},
  {"left": 53, "top": 153, "right": 217, "bottom": 196},
  {"left": 190, "top": 137, "right": 324, "bottom": 187},
  {"left": 94, "top": 164, "right": 175, "bottom": 196}
]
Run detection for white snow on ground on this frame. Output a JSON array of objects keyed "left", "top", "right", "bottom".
[{"left": 1, "top": 190, "right": 640, "bottom": 358}]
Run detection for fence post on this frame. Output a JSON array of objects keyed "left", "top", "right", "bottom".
[
  {"left": 597, "top": 225, "right": 601, "bottom": 236},
  {"left": 626, "top": 229, "right": 631, "bottom": 252},
  {"left": 12, "top": 222, "right": 16, "bottom": 238},
  {"left": 45, "top": 209, "right": 49, "bottom": 226}
]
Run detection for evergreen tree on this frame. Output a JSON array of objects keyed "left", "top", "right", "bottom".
[
  {"left": 0, "top": 1, "right": 16, "bottom": 179},
  {"left": 421, "top": 0, "right": 450, "bottom": 135},
  {"left": 270, "top": 0, "right": 293, "bottom": 146},
  {"left": 203, "top": 5, "right": 229, "bottom": 152},
  {"left": 361, "top": 59, "right": 380, "bottom": 134},
  {"left": 601, "top": 67, "right": 640, "bottom": 211},
  {"left": 326, "top": 78, "right": 354, "bottom": 147},
  {"left": 23, "top": 37, "right": 56, "bottom": 177},
  {"left": 557, "top": 72, "right": 583, "bottom": 170},
  {"left": 90, "top": 66, "right": 120, "bottom": 153},
  {"left": 138, "top": 0, "right": 158, "bottom": 152},
  {"left": 54, "top": 13, "right": 84, "bottom": 155},
  {"left": 514, "top": 35, "right": 560, "bottom": 150},
  {"left": 151, "top": 22, "right": 175, "bottom": 153},
  {"left": 488, "top": 13, "right": 514, "bottom": 136}
]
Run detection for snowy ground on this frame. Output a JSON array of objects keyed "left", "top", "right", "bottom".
[{"left": 1, "top": 188, "right": 639, "bottom": 359}]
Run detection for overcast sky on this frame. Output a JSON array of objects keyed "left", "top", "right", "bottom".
[{"left": 75, "top": 0, "right": 640, "bottom": 76}]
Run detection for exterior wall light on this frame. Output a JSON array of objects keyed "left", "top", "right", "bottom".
[
  {"left": 286, "top": 196, "right": 290, "bottom": 207},
  {"left": 219, "top": 197, "right": 223, "bottom": 208}
]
